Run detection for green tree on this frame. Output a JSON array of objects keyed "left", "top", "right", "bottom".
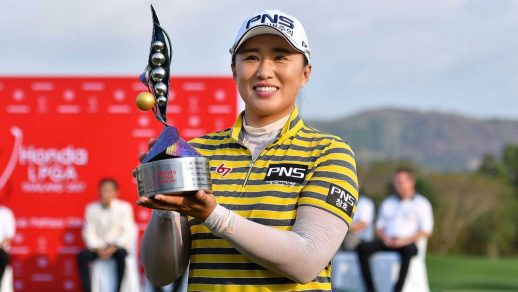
[
  {"left": 463, "top": 193, "right": 517, "bottom": 257},
  {"left": 503, "top": 144, "right": 518, "bottom": 189},
  {"left": 478, "top": 154, "right": 506, "bottom": 178},
  {"left": 428, "top": 173, "right": 513, "bottom": 255}
]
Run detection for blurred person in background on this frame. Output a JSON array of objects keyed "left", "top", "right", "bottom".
[
  {"left": 357, "top": 168, "right": 433, "bottom": 292},
  {"left": 77, "top": 178, "right": 136, "bottom": 292},
  {"left": 0, "top": 204, "right": 15, "bottom": 283},
  {"left": 341, "top": 193, "right": 375, "bottom": 251}
]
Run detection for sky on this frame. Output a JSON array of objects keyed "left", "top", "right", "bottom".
[{"left": 1, "top": 0, "right": 517, "bottom": 120}]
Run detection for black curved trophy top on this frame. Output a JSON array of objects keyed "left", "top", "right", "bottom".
[{"left": 140, "top": 5, "right": 201, "bottom": 164}]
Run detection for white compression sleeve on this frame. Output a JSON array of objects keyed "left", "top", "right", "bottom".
[
  {"left": 141, "top": 210, "right": 191, "bottom": 286},
  {"left": 203, "top": 205, "right": 348, "bottom": 284}
]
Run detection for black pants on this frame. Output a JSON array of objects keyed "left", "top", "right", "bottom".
[
  {"left": 0, "top": 248, "right": 9, "bottom": 283},
  {"left": 76, "top": 248, "right": 127, "bottom": 292},
  {"left": 357, "top": 239, "right": 418, "bottom": 292}
]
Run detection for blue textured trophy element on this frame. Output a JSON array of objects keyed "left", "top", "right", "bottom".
[{"left": 135, "top": 5, "right": 211, "bottom": 197}]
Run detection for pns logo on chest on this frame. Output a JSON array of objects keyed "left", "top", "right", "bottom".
[{"left": 264, "top": 163, "right": 308, "bottom": 186}]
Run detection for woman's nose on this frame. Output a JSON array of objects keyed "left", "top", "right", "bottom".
[{"left": 256, "top": 59, "right": 274, "bottom": 80}]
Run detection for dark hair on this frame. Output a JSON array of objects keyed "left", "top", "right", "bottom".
[
  {"left": 394, "top": 167, "right": 415, "bottom": 180},
  {"left": 98, "top": 177, "right": 119, "bottom": 190}
]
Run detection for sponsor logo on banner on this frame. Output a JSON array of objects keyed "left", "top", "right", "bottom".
[
  {"left": 326, "top": 183, "right": 356, "bottom": 217},
  {"left": 18, "top": 143, "right": 88, "bottom": 193},
  {"left": 264, "top": 163, "right": 308, "bottom": 186}
]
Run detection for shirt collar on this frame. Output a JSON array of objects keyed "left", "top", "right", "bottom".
[
  {"left": 396, "top": 192, "right": 417, "bottom": 201},
  {"left": 229, "top": 106, "right": 304, "bottom": 145}
]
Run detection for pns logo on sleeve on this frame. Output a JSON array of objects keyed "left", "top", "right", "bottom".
[
  {"left": 264, "top": 163, "right": 308, "bottom": 186},
  {"left": 326, "top": 183, "right": 357, "bottom": 217},
  {"left": 210, "top": 163, "right": 232, "bottom": 177}
]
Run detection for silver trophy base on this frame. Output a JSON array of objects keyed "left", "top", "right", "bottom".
[{"left": 136, "top": 157, "right": 211, "bottom": 197}]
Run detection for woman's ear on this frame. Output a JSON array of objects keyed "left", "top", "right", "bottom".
[
  {"left": 231, "top": 63, "right": 237, "bottom": 81},
  {"left": 300, "top": 64, "right": 312, "bottom": 88}
]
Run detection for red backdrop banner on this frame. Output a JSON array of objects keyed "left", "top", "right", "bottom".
[{"left": 0, "top": 76, "right": 238, "bottom": 291}]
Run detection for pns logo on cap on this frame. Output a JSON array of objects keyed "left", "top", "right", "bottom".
[
  {"left": 245, "top": 13, "right": 295, "bottom": 34},
  {"left": 230, "top": 9, "right": 311, "bottom": 63}
]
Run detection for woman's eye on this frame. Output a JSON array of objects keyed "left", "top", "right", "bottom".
[
  {"left": 244, "top": 55, "right": 259, "bottom": 61},
  {"left": 275, "top": 55, "right": 288, "bottom": 61}
]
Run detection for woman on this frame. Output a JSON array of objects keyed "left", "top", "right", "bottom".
[{"left": 138, "top": 9, "right": 359, "bottom": 291}]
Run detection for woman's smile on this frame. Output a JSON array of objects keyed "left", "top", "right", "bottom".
[{"left": 253, "top": 82, "right": 279, "bottom": 98}]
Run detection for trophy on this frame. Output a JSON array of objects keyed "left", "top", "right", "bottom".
[{"left": 134, "top": 5, "right": 211, "bottom": 197}]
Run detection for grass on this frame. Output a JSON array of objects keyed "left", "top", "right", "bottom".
[{"left": 427, "top": 253, "right": 518, "bottom": 291}]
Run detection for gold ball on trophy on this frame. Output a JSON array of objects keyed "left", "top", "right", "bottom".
[{"left": 136, "top": 92, "right": 156, "bottom": 111}]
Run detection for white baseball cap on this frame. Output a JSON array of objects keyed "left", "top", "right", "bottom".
[{"left": 230, "top": 10, "right": 311, "bottom": 64}]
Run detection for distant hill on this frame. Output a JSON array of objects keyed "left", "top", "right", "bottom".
[{"left": 308, "top": 108, "right": 518, "bottom": 171}]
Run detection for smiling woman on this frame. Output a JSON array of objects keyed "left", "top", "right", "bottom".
[
  {"left": 232, "top": 34, "right": 311, "bottom": 127},
  {"left": 138, "top": 9, "right": 359, "bottom": 292}
]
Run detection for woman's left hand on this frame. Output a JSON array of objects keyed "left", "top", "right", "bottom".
[{"left": 137, "top": 190, "right": 217, "bottom": 221}]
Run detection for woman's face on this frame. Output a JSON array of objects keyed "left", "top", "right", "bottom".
[{"left": 232, "top": 34, "right": 311, "bottom": 126}]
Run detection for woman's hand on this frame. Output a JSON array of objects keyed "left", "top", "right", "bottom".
[
  {"left": 134, "top": 138, "right": 217, "bottom": 221},
  {"left": 137, "top": 191, "right": 217, "bottom": 221}
]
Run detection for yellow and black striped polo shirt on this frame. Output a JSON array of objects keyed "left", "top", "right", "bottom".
[{"left": 188, "top": 107, "right": 359, "bottom": 291}]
